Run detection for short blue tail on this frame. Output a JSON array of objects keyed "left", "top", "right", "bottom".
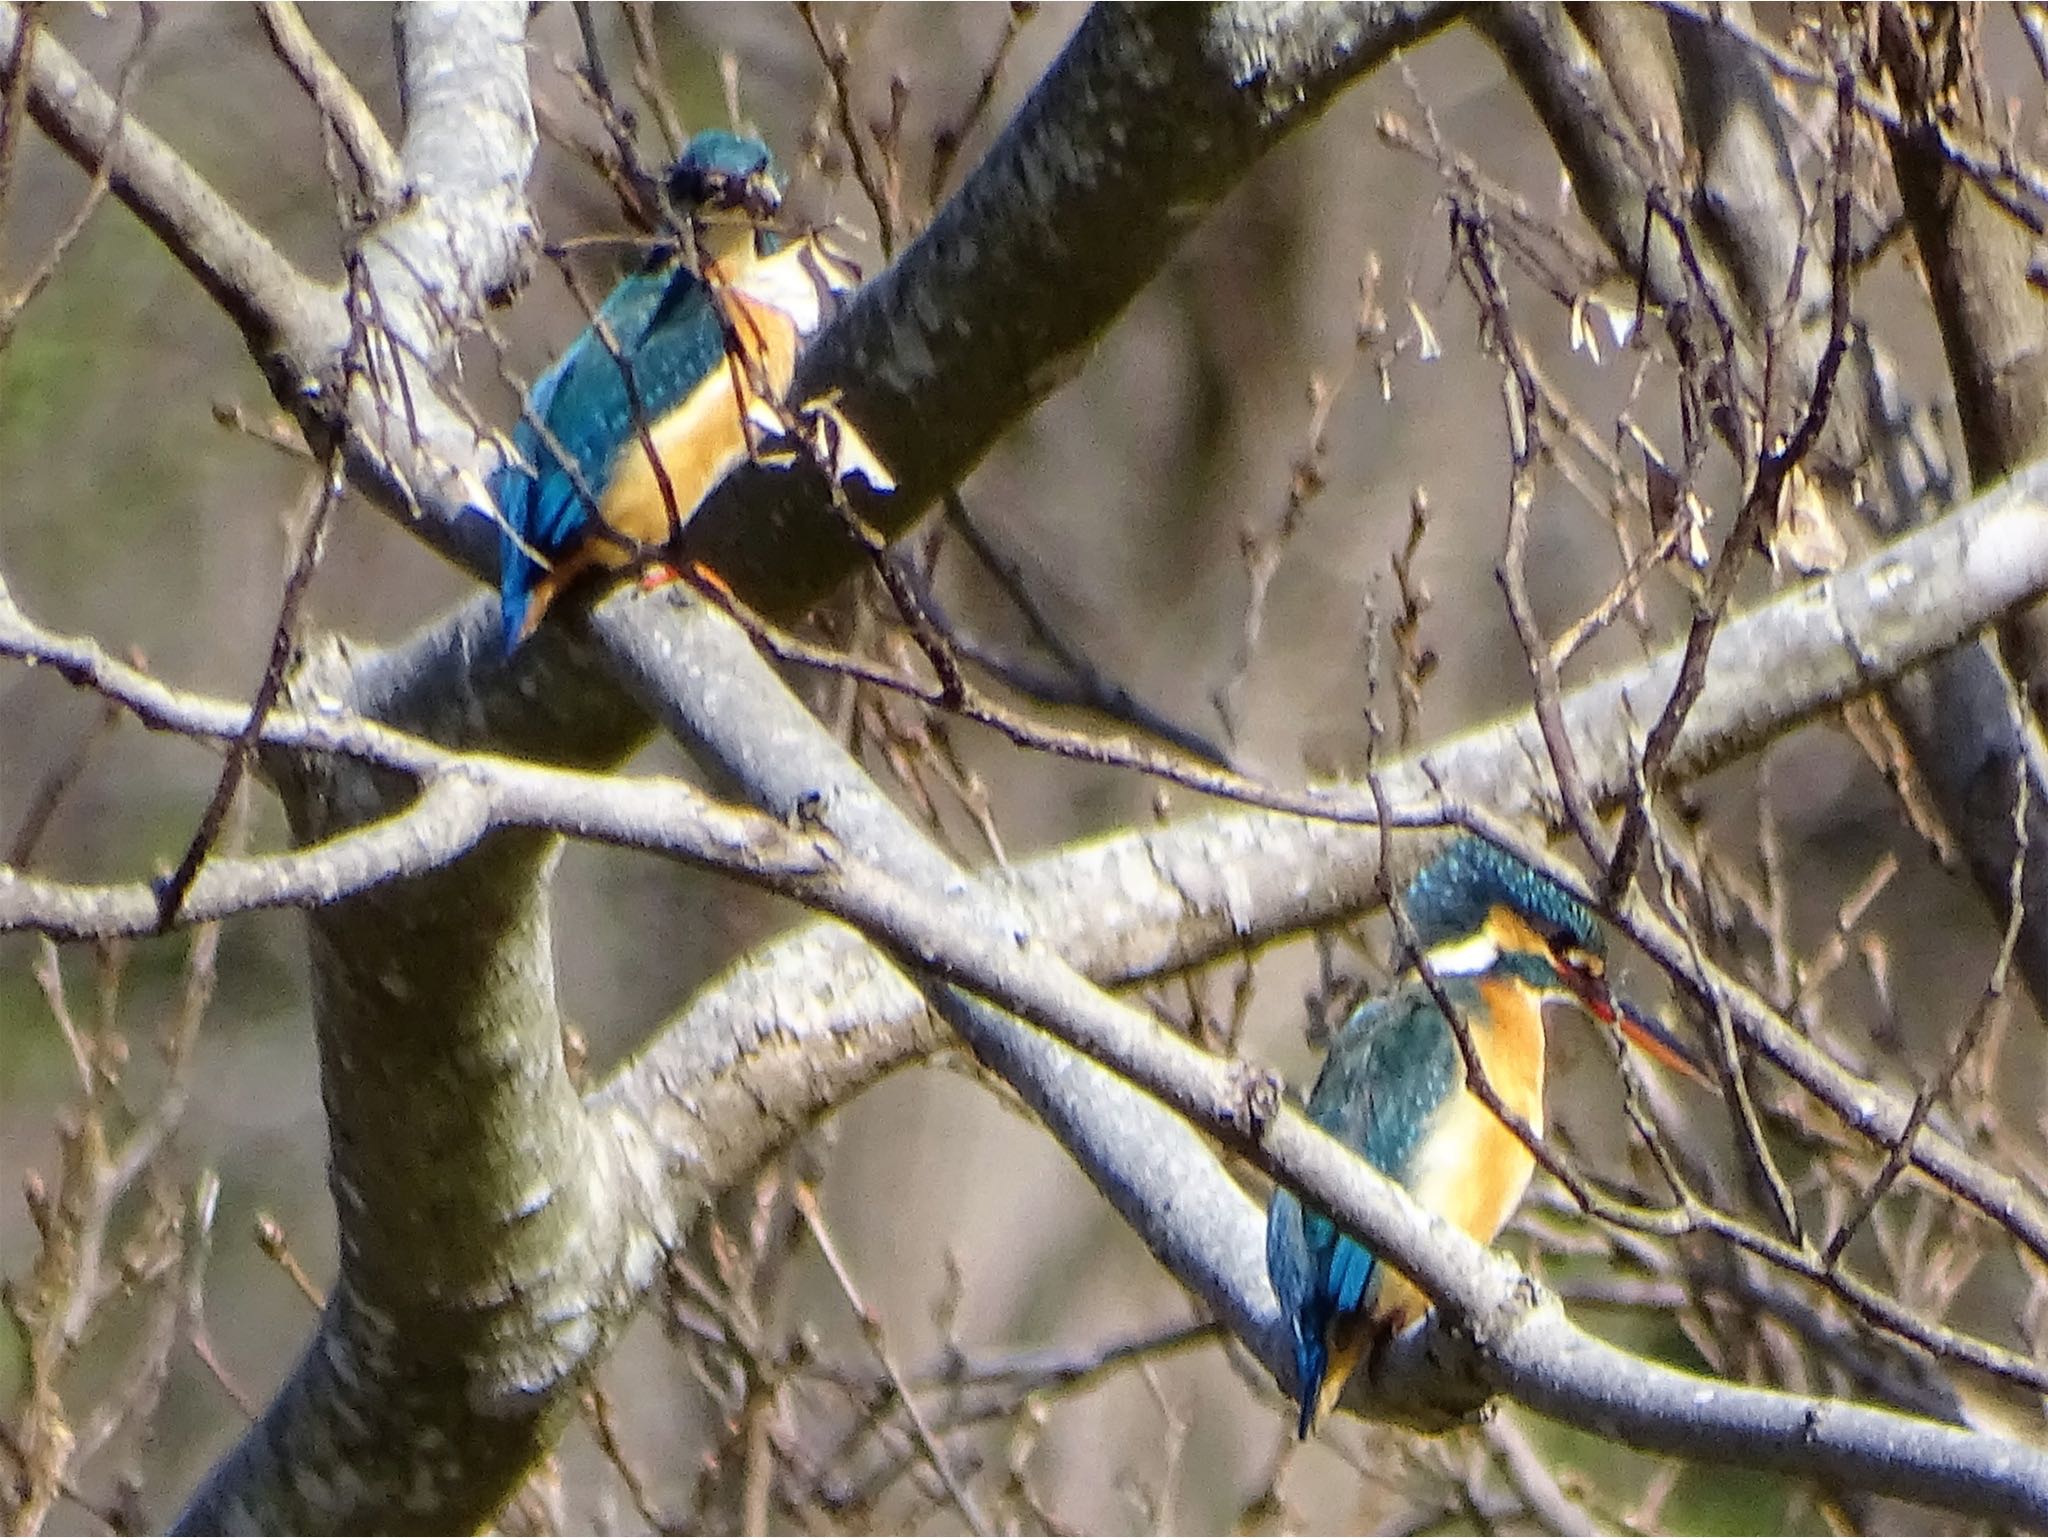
[
  {"left": 1293, "top": 1330, "right": 1326, "bottom": 1439},
  {"left": 498, "top": 558, "right": 534, "bottom": 653}
]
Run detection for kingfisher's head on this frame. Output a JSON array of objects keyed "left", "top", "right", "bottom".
[
  {"left": 1397, "top": 836, "right": 1707, "bottom": 1078},
  {"left": 667, "top": 130, "right": 782, "bottom": 239},
  {"left": 1398, "top": 836, "right": 1614, "bottom": 1021}
]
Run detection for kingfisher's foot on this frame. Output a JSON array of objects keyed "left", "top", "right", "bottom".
[
  {"left": 685, "top": 561, "right": 738, "bottom": 602},
  {"left": 637, "top": 562, "right": 682, "bottom": 592}
]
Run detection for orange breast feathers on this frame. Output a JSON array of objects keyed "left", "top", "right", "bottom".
[
  {"left": 540, "top": 234, "right": 861, "bottom": 613},
  {"left": 1367, "top": 974, "right": 1547, "bottom": 1334}
]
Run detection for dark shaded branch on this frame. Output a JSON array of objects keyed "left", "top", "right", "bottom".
[
  {"left": 1876, "top": 7, "right": 2048, "bottom": 722},
  {"left": 676, "top": 2, "right": 1460, "bottom": 618}
]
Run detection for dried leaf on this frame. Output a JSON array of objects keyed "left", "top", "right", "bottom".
[
  {"left": 1407, "top": 300, "right": 1441, "bottom": 362},
  {"left": 1770, "top": 462, "right": 1849, "bottom": 575}
]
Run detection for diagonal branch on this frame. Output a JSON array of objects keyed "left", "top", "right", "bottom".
[
  {"left": 676, "top": 2, "right": 1460, "bottom": 618},
  {"left": 5, "top": 450, "right": 2048, "bottom": 943},
  {"left": 208, "top": 589, "right": 2048, "bottom": 1528}
]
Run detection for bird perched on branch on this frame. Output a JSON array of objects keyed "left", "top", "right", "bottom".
[
  {"left": 1265, "top": 835, "right": 1700, "bottom": 1437},
  {"left": 491, "top": 129, "right": 890, "bottom": 651}
]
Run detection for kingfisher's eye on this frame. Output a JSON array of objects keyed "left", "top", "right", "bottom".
[{"left": 1555, "top": 943, "right": 1603, "bottom": 980}]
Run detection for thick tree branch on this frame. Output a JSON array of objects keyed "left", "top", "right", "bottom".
[
  {"left": 586, "top": 588, "right": 2048, "bottom": 1520},
  {"left": 156, "top": 11, "right": 1468, "bottom": 1521},
  {"left": 256, "top": 0, "right": 406, "bottom": 211},
  {"left": 590, "top": 595, "right": 1311, "bottom": 1413},
  {"left": 674, "top": 1, "right": 1459, "bottom": 617},
  {"left": 1876, "top": 7, "right": 2048, "bottom": 746},
  {"left": 6, "top": 454, "right": 2048, "bottom": 939}
]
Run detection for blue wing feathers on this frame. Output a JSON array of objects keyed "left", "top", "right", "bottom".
[
  {"left": 1265, "top": 983, "right": 1470, "bottom": 1433},
  {"left": 1324, "top": 1223, "right": 1377, "bottom": 1316},
  {"left": 493, "top": 261, "right": 728, "bottom": 651}
]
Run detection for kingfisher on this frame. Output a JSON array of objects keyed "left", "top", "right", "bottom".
[
  {"left": 1265, "top": 835, "right": 1699, "bottom": 1437},
  {"left": 492, "top": 129, "right": 888, "bottom": 651}
]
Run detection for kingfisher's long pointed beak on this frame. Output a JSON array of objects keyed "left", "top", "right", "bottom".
[
  {"left": 1613, "top": 998, "right": 1713, "bottom": 1085},
  {"left": 1562, "top": 964, "right": 1712, "bottom": 1087}
]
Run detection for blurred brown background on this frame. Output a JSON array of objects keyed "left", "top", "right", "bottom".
[{"left": 0, "top": 5, "right": 2024, "bottom": 1532}]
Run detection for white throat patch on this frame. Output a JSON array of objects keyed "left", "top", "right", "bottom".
[
  {"left": 725, "top": 236, "right": 860, "bottom": 339},
  {"left": 1423, "top": 931, "right": 1500, "bottom": 977}
]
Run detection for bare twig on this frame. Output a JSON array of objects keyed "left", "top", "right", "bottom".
[
  {"left": 797, "top": 3, "right": 895, "bottom": 258},
  {"left": 581, "top": 1382, "right": 665, "bottom": 1532},
  {"left": 5, "top": 696, "right": 120, "bottom": 869},
  {"left": 0, "top": 4, "right": 154, "bottom": 343},
  {"left": 256, "top": 0, "right": 405, "bottom": 210},
  {"left": 926, "top": 4, "right": 1035, "bottom": 207},
  {"left": 1825, "top": 775, "right": 2031, "bottom": 1267},
  {"left": 792, "top": 1183, "right": 990, "bottom": 1536},
  {"left": 252, "top": 1214, "right": 326, "bottom": 1310},
  {"left": 937, "top": 489, "right": 1233, "bottom": 766},
  {"left": 1451, "top": 198, "right": 1609, "bottom": 859},
  {"left": 155, "top": 450, "right": 346, "bottom": 929},
  {"left": 1604, "top": 62, "right": 1858, "bottom": 904}
]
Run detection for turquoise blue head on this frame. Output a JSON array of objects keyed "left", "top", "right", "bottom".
[
  {"left": 667, "top": 130, "right": 781, "bottom": 226},
  {"left": 1407, "top": 837, "right": 1712, "bottom": 1079},
  {"left": 1398, "top": 836, "right": 1612, "bottom": 1012}
]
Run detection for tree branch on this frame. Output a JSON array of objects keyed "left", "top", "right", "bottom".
[{"left": 674, "top": 1, "right": 1459, "bottom": 618}]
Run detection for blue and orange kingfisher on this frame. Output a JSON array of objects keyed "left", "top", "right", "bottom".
[
  {"left": 492, "top": 129, "right": 889, "bottom": 651},
  {"left": 1266, "top": 835, "right": 1700, "bottom": 1436}
]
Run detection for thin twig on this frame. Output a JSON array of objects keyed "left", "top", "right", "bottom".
[
  {"left": 792, "top": 1183, "right": 991, "bottom": 1537},
  {"left": 797, "top": 3, "right": 895, "bottom": 258},
  {"left": 253, "top": 1213, "right": 325, "bottom": 1309},
  {"left": 623, "top": 3, "right": 685, "bottom": 163},
  {"left": 0, "top": 4, "right": 154, "bottom": 344},
  {"left": 582, "top": 1382, "right": 665, "bottom": 1531},
  {"left": 926, "top": 4, "right": 1034, "bottom": 207},
  {"left": 1452, "top": 197, "right": 1609, "bottom": 859},
  {"left": 5, "top": 696, "right": 120, "bottom": 868},
  {"left": 1824, "top": 773, "right": 2031, "bottom": 1267},
  {"left": 939, "top": 490, "right": 1232, "bottom": 766},
  {"left": 256, "top": 0, "right": 404, "bottom": 210},
  {"left": 155, "top": 448, "right": 346, "bottom": 930},
  {"left": 1604, "top": 61, "right": 1857, "bottom": 903}
]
